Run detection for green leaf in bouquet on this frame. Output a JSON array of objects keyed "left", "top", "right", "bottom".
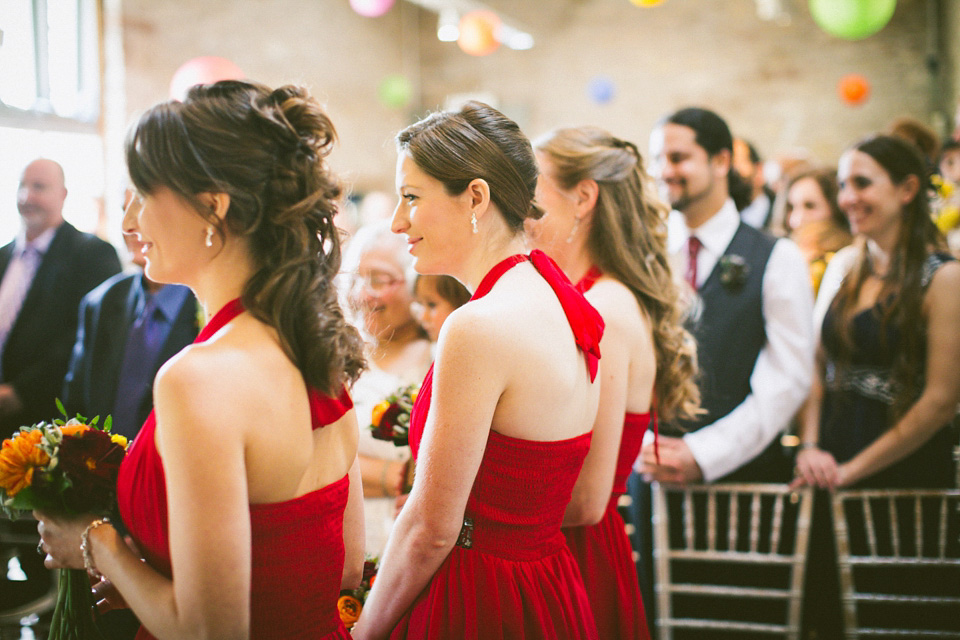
[
  {"left": 103, "top": 415, "right": 112, "bottom": 433},
  {"left": 55, "top": 398, "right": 67, "bottom": 418}
]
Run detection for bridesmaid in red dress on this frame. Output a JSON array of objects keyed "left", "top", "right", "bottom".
[
  {"left": 528, "top": 127, "right": 701, "bottom": 639},
  {"left": 351, "top": 102, "right": 603, "bottom": 640},
  {"left": 35, "top": 81, "right": 366, "bottom": 639}
]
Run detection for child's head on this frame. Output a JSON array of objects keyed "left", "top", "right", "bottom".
[
  {"left": 412, "top": 275, "right": 471, "bottom": 342},
  {"left": 938, "top": 140, "right": 960, "bottom": 185}
]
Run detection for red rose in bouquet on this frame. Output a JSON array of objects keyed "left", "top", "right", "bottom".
[{"left": 0, "top": 401, "right": 128, "bottom": 640}]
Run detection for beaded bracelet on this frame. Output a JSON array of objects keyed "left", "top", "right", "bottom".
[
  {"left": 799, "top": 442, "right": 819, "bottom": 450},
  {"left": 80, "top": 517, "right": 110, "bottom": 579}
]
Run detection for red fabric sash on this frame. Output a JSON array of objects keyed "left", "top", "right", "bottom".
[{"left": 471, "top": 251, "right": 604, "bottom": 382}]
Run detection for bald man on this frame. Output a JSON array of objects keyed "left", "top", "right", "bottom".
[{"left": 0, "top": 158, "right": 120, "bottom": 430}]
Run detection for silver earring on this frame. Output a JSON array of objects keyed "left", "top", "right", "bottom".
[
  {"left": 566, "top": 217, "right": 581, "bottom": 244},
  {"left": 205, "top": 226, "right": 214, "bottom": 248},
  {"left": 471, "top": 212, "right": 479, "bottom": 234}
]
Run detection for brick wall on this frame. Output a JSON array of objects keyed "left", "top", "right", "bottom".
[{"left": 122, "top": 0, "right": 945, "bottom": 192}]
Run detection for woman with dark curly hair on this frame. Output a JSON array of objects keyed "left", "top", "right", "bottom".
[{"left": 36, "top": 80, "right": 366, "bottom": 639}]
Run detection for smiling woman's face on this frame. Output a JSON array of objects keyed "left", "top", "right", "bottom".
[{"left": 391, "top": 151, "right": 473, "bottom": 277}]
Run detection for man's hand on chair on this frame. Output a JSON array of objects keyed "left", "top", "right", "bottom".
[{"left": 638, "top": 436, "right": 704, "bottom": 485}]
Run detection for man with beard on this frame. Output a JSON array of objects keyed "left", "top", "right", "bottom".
[
  {"left": 0, "top": 158, "right": 119, "bottom": 620},
  {"left": 627, "top": 108, "right": 814, "bottom": 634}
]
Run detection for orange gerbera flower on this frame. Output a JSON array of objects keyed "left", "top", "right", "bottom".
[{"left": 0, "top": 429, "right": 50, "bottom": 496}]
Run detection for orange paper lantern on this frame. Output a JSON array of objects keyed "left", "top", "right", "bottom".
[
  {"left": 838, "top": 73, "right": 870, "bottom": 106},
  {"left": 458, "top": 10, "right": 500, "bottom": 56},
  {"left": 630, "top": 0, "right": 666, "bottom": 6}
]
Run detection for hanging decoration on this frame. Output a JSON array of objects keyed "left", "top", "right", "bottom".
[
  {"left": 837, "top": 73, "right": 870, "bottom": 106},
  {"left": 458, "top": 10, "right": 501, "bottom": 56},
  {"left": 378, "top": 74, "right": 413, "bottom": 109},
  {"left": 808, "top": 0, "right": 896, "bottom": 40},
  {"left": 588, "top": 76, "right": 616, "bottom": 104},
  {"left": 169, "top": 57, "right": 244, "bottom": 101},
  {"left": 350, "top": 0, "right": 395, "bottom": 18},
  {"left": 630, "top": 0, "right": 666, "bottom": 6}
]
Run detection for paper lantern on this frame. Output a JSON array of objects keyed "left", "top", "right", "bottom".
[
  {"left": 169, "top": 57, "right": 244, "bottom": 101},
  {"left": 588, "top": 76, "right": 615, "bottom": 104},
  {"left": 630, "top": 0, "right": 666, "bottom": 6},
  {"left": 809, "top": 0, "right": 896, "bottom": 40},
  {"left": 838, "top": 74, "right": 870, "bottom": 105},
  {"left": 378, "top": 74, "right": 413, "bottom": 109},
  {"left": 350, "top": 0, "right": 395, "bottom": 18},
  {"left": 458, "top": 10, "right": 500, "bottom": 56}
]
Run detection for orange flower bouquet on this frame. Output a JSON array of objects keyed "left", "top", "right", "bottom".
[
  {"left": 338, "top": 557, "right": 378, "bottom": 630},
  {"left": 369, "top": 383, "right": 418, "bottom": 447},
  {"left": 0, "top": 401, "right": 128, "bottom": 640},
  {"left": 369, "top": 383, "right": 418, "bottom": 493}
]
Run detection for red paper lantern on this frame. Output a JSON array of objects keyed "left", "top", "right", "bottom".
[
  {"left": 169, "top": 57, "right": 245, "bottom": 101},
  {"left": 458, "top": 10, "right": 500, "bottom": 56},
  {"left": 837, "top": 73, "right": 870, "bottom": 106}
]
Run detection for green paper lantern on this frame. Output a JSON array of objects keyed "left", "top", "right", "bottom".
[
  {"left": 378, "top": 75, "right": 412, "bottom": 109},
  {"left": 809, "top": 0, "right": 896, "bottom": 41}
]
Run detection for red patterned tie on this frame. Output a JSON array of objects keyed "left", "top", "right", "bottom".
[{"left": 686, "top": 236, "right": 702, "bottom": 290}]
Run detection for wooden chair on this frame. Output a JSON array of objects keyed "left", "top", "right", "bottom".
[
  {"left": 652, "top": 482, "right": 813, "bottom": 640},
  {"left": 831, "top": 488, "right": 960, "bottom": 639}
]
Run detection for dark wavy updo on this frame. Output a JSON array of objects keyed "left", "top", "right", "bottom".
[
  {"left": 126, "top": 80, "right": 365, "bottom": 394},
  {"left": 396, "top": 100, "right": 543, "bottom": 232}
]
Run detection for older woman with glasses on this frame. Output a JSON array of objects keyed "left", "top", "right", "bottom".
[{"left": 342, "top": 221, "right": 433, "bottom": 556}]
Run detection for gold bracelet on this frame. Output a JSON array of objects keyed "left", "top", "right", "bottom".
[{"left": 80, "top": 517, "right": 110, "bottom": 579}]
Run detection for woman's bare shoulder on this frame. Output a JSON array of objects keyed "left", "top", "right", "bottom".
[{"left": 585, "top": 277, "right": 646, "bottom": 334}]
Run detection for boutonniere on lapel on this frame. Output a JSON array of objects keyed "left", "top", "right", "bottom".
[{"left": 718, "top": 254, "right": 749, "bottom": 291}]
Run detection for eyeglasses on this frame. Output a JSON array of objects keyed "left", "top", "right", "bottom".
[{"left": 346, "top": 271, "right": 404, "bottom": 294}]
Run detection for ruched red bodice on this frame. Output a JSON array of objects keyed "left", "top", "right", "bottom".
[{"left": 116, "top": 299, "right": 352, "bottom": 639}]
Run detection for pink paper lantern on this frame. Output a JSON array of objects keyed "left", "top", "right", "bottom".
[
  {"left": 169, "top": 56, "right": 245, "bottom": 101},
  {"left": 350, "top": 0, "right": 395, "bottom": 18}
]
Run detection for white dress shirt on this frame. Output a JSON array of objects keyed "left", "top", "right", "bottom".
[
  {"left": 662, "top": 200, "right": 816, "bottom": 481},
  {"left": 739, "top": 192, "right": 772, "bottom": 230}
]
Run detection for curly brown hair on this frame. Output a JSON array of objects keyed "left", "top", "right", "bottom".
[
  {"left": 535, "top": 126, "right": 701, "bottom": 423},
  {"left": 126, "top": 80, "right": 365, "bottom": 395}
]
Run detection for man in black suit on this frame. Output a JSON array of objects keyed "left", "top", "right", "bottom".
[
  {"left": 63, "top": 192, "right": 199, "bottom": 440},
  {"left": 0, "top": 158, "right": 121, "bottom": 431},
  {"left": 0, "top": 160, "right": 120, "bottom": 618}
]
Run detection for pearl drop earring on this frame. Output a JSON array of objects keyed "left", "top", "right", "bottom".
[
  {"left": 471, "top": 212, "right": 478, "bottom": 234},
  {"left": 205, "top": 226, "right": 214, "bottom": 248}
]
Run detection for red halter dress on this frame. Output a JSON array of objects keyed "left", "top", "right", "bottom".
[
  {"left": 389, "top": 251, "right": 604, "bottom": 639},
  {"left": 116, "top": 298, "right": 353, "bottom": 639},
  {"left": 561, "top": 267, "right": 653, "bottom": 639}
]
